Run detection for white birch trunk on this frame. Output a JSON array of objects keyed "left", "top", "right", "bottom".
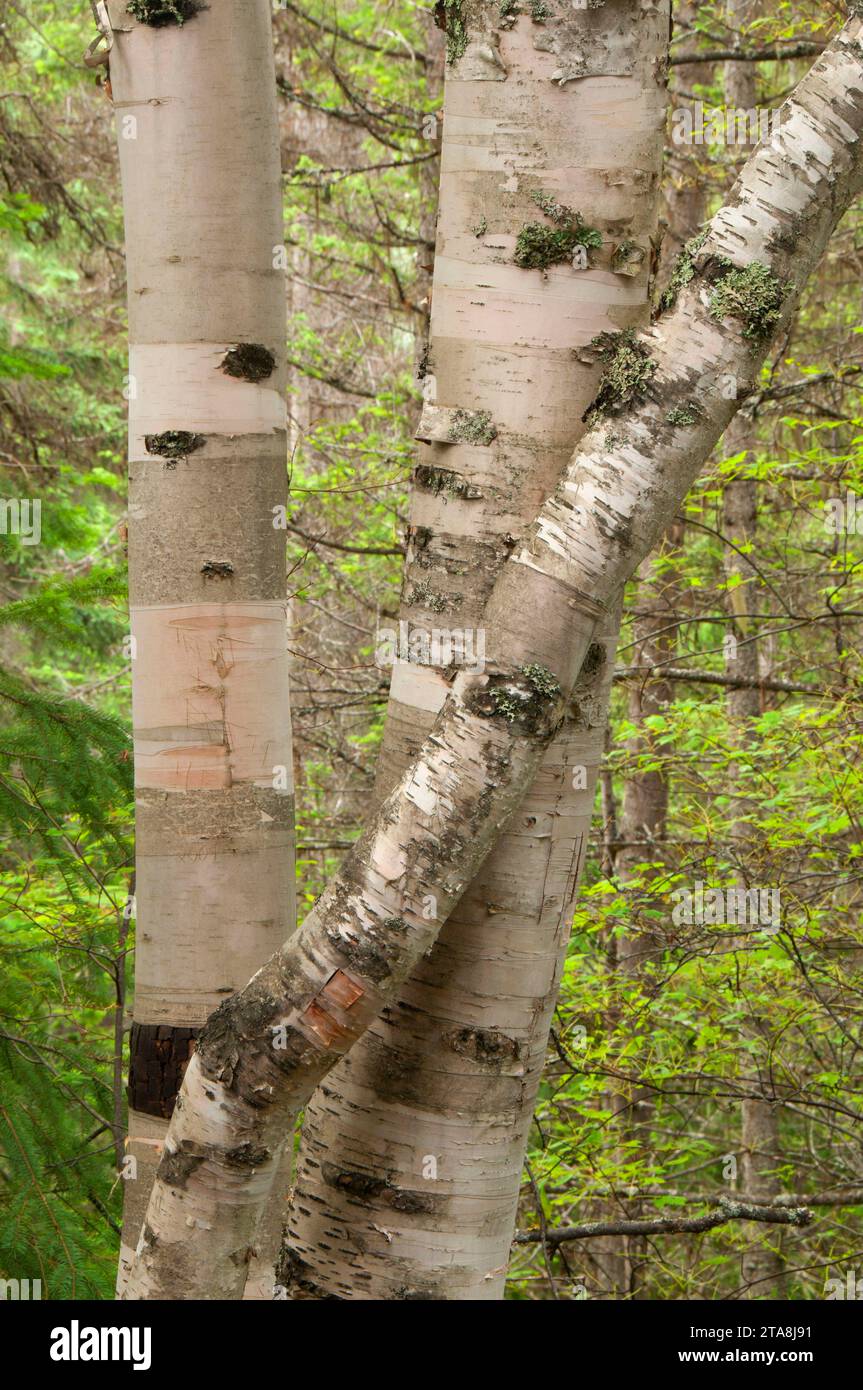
[
  {"left": 124, "top": 18, "right": 863, "bottom": 1300},
  {"left": 282, "top": 0, "right": 669, "bottom": 1300},
  {"left": 108, "top": 0, "right": 295, "bottom": 1299}
]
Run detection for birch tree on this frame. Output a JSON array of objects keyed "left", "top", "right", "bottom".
[
  {"left": 122, "top": 13, "right": 863, "bottom": 1300},
  {"left": 106, "top": 0, "right": 295, "bottom": 1296},
  {"left": 281, "top": 0, "right": 670, "bottom": 1301}
]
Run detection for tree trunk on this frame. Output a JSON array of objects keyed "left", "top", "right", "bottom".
[
  {"left": 598, "top": 519, "right": 682, "bottom": 1299},
  {"left": 123, "top": 18, "right": 863, "bottom": 1300},
  {"left": 281, "top": 0, "right": 670, "bottom": 1301},
  {"left": 721, "top": 0, "right": 784, "bottom": 1296},
  {"left": 722, "top": 420, "right": 784, "bottom": 1294},
  {"left": 110, "top": 0, "right": 295, "bottom": 1299}
]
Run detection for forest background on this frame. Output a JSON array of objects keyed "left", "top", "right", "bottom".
[{"left": 1, "top": 0, "right": 861, "bottom": 1301}]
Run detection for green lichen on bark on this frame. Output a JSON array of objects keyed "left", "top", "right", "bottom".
[
  {"left": 471, "top": 663, "right": 563, "bottom": 737},
  {"left": 611, "top": 240, "right": 645, "bottom": 277},
  {"left": 145, "top": 430, "right": 205, "bottom": 459},
  {"left": 659, "top": 232, "right": 785, "bottom": 344},
  {"left": 448, "top": 408, "right": 497, "bottom": 445},
  {"left": 514, "top": 191, "right": 602, "bottom": 272},
  {"left": 381, "top": 916, "right": 409, "bottom": 934},
  {"left": 657, "top": 229, "right": 708, "bottom": 313},
  {"left": 414, "top": 463, "right": 483, "bottom": 500},
  {"left": 439, "top": 0, "right": 468, "bottom": 63},
  {"left": 520, "top": 663, "right": 560, "bottom": 700},
  {"left": 127, "top": 0, "right": 203, "bottom": 24},
  {"left": 406, "top": 580, "right": 458, "bottom": 613},
  {"left": 500, "top": 0, "right": 549, "bottom": 22},
  {"left": 708, "top": 261, "right": 784, "bottom": 342},
  {"left": 583, "top": 329, "right": 656, "bottom": 423},
  {"left": 666, "top": 403, "right": 699, "bottom": 427}
]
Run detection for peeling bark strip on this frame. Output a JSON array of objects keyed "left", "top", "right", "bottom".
[
  {"left": 112, "top": 0, "right": 295, "bottom": 1299},
  {"left": 286, "top": 0, "right": 667, "bottom": 1302},
  {"left": 125, "top": 20, "right": 863, "bottom": 1301}
]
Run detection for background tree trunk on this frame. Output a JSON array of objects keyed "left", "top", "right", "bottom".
[
  {"left": 723, "top": 431, "right": 784, "bottom": 1293},
  {"left": 721, "top": 0, "right": 784, "bottom": 1296}
]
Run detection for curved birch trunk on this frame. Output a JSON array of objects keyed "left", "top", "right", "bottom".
[
  {"left": 110, "top": 0, "right": 295, "bottom": 1298},
  {"left": 281, "top": 0, "right": 669, "bottom": 1301},
  {"left": 124, "top": 18, "right": 863, "bottom": 1300}
]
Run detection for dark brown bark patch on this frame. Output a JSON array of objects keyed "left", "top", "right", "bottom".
[
  {"left": 158, "top": 1140, "right": 206, "bottom": 1189},
  {"left": 320, "top": 1162, "right": 438, "bottom": 1215},
  {"left": 413, "top": 463, "right": 483, "bottom": 500},
  {"left": 223, "top": 1142, "right": 272, "bottom": 1169},
  {"left": 127, "top": 1, "right": 205, "bottom": 25},
  {"left": 219, "top": 343, "right": 276, "bottom": 383},
  {"left": 127, "top": 1022, "right": 200, "bottom": 1119},
  {"left": 324, "top": 912, "right": 408, "bottom": 985},
  {"left": 444, "top": 1025, "right": 525, "bottom": 1072},
  {"left": 275, "top": 1246, "right": 342, "bottom": 1300},
  {"left": 144, "top": 430, "right": 205, "bottom": 459},
  {"left": 466, "top": 665, "right": 564, "bottom": 738}
]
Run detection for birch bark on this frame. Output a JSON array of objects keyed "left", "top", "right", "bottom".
[
  {"left": 108, "top": 0, "right": 295, "bottom": 1298},
  {"left": 282, "top": 0, "right": 669, "bottom": 1301},
  {"left": 124, "top": 17, "right": 863, "bottom": 1300}
]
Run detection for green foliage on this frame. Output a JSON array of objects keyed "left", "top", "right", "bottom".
[
  {"left": 0, "top": 0, "right": 132, "bottom": 1299},
  {"left": 0, "top": 1039, "right": 119, "bottom": 1299}
]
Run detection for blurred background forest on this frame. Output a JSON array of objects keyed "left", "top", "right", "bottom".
[{"left": 1, "top": 0, "right": 862, "bottom": 1299}]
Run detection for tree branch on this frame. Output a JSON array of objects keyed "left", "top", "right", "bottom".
[{"left": 514, "top": 1198, "right": 814, "bottom": 1246}]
